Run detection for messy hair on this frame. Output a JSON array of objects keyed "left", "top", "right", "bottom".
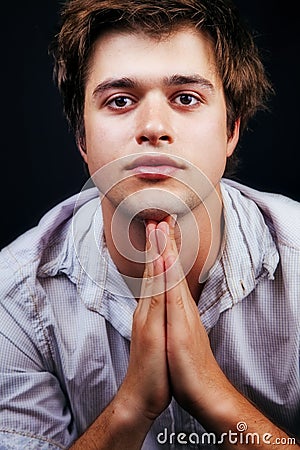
[{"left": 51, "top": 0, "right": 273, "bottom": 176}]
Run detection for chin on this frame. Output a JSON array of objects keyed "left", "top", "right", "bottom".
[
  {"left": 105, "top": 182, "right": 204, "bottom": 223},
  {"left": 133, "top": 208, "right": 172, "bottom": 223}
]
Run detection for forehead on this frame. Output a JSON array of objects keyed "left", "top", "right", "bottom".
[{"left": 86, "top": 27, "right": 220, "bottom": 88}]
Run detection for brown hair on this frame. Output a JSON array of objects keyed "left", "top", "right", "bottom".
[{"left": 51, "top": 0, "right": 273, "bottom": 176}]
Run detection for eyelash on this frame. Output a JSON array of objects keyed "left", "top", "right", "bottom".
[
  {"left": 107, "top": 96, "right": 135, "bottom": 109},
  {"left": 105, "top": 92, "right": 203, "bottom": 110}
]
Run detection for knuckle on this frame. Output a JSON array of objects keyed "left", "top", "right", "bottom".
[
  {"left": 176, "top": 296, "right": 183, "bottom": 306},
  {"left": 149, "top": 294, "right": 162, "bottom": 309},
  {"left": 174, "top": 295, "right": 184, "bottom": 309}
]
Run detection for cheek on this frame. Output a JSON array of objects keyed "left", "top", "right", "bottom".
[
  {"left": 185, "top": 118, "right": 228, "bottom": 163},
  {"left": 84, "top": 118, "right": 123, "bottom": 170},
  {"left": 182, "top": 123, "right": 228, "bottom": 185}
]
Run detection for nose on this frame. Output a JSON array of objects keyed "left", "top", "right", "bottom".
[{"left": 135, "top": 95, "right": 174, "bottom": 146}]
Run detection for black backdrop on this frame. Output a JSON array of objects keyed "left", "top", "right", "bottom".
[{"left": 1, "top": 1, "right": 299, "bottom": 249}]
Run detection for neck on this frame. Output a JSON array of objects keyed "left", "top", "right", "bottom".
[{"left": 101, "top": 185, "right": 224, "bottom": 302}]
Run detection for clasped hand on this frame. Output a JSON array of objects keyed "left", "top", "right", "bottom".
[{"left": 119, "top": 216, "right": 229, "bottom": 425}]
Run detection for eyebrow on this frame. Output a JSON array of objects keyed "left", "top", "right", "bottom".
[
  {"left": 92, "top": 74, "right": 215, "bottom": 98},
  {"left": 166, "top": 74, "right": 214, "bottom": 91}
]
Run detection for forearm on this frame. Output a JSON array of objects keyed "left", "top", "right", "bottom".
[
  {"left": 158, "top": 219, "right": 299, "bottom": 449},
  {"left": 70, "top": 395, "right": 153, "bottom": 450},
  {"left": 71, "top": 226, "right": 173, "bottom": 450},
  {"left": 193, "top": 379, "right": 299, "bottom": 450}
]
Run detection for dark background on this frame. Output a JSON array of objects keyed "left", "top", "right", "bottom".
[{"left": 1, "top": 1, "right": 299, "bottom": 249}]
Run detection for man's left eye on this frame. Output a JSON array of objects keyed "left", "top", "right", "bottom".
[{"left": 174, "top": 94, "right": 199, "bottom": 106}]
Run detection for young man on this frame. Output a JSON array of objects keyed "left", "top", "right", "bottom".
[{"left": 0, "top": 0, "right": 299, "bottom": 449}]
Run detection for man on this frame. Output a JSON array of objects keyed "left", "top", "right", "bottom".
[{"left": 0, "top": 0, "right": 299, "bottom": 449}]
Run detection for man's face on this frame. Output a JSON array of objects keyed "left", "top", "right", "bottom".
[{"left": 82, "top": 27, "right": 239, "bottom": 220}]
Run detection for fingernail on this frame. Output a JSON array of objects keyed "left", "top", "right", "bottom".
[
  {"left": 145, "top": 222, "right": 151, "bottom": 241},
  {"left": 170, "top": 214, "right": 177, "bottom": 228},
  {"left": 162, "top": 222, "right": 170, "bottom": 236},
  {"left": 156, "top": 228, "right": 167, "bottom": 253}
]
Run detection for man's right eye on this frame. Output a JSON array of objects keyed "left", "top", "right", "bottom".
[{"left": 107, "top": 96, "right": 134, "bottom": 109}]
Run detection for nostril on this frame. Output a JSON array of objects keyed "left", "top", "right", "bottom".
[
  {"left": 139, "top": 136, "right": 150, "bottom": 143},
  {"left": 136, "top": 134, "right": 172, "bottom": 145}
]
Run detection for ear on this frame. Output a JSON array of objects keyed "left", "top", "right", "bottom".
[
  {"left": 226, "top": 118, "right": 240, "bottom": 157},
  {"left": 77, "top": 137, "right": 88, "bottom": 164}
]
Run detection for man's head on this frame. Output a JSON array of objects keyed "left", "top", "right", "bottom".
[{"left": 52, "top": 0, "right": 272, "bottom": 178}]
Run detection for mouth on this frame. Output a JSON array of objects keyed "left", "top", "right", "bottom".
[{"left": 125, "top": 155, "right": 185, "bottom": 180}]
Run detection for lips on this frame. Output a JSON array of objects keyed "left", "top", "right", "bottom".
[{"left": 125, "top": 155, "right": 184, "bottom": 179}]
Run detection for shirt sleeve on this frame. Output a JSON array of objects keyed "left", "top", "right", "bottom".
[
  {"left": 0, "top": 258, "right": 77, "bottom": 449},
  {"left": 0, "top": 432, "right": 65, "bottom": 450}
]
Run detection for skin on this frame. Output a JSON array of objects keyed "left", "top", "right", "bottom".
[
  {"left": 71, "top": 28, "right": 299, "bottom": 449},
  {"left": 81, "top": 27, "right": 238, "bottom": 297},
  {"left": 82, "top": 28, "right": 236, "bottom": 213}
]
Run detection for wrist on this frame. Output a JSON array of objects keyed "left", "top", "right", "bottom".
[
  {"left": 113, "top": 389, "right": 156, "bottom": 432},
  {"left": 191, "top": 377, "right": 263, "bottom": 434},
  {"left": 189, "top": 370, "right": 243, "bottom": 428},
  {"left": 70, "top": 393, "right": 154, "bottom": 450}
]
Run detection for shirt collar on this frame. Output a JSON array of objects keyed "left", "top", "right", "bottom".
[
  {"left": 69, "top": 190, "right": 137, "bottom": 340},
  {"left": 199, "top": 180, "right": 279, "bottom": 330},
  {"left": 40, "top": 181, "right": 279, "bottom": 337}
]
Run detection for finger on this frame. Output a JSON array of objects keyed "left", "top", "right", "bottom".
[
  {"left": 164, "top": 245, "right": 185, "bottom": 296},
  {"left": 161, "top": 220, "right": 196, "bottom": 313},
  {"left": 156, "top": 220, "right": 185, "bottom": 290},
  {"left": 165, "top": 252, "right": 203, "bottom": 344},
  {"left": 154, "top": 214, "right": 177, "bottom": 256},
  {"left": 138, "top": 222, "right": 165, "bottom": 321},
  {"left": 155, "top": 223, "right": 168, "bottom": 256},
  {"left": 164, "top": 214, "right": 178, "bottom": 254},
  {"left": 138, "top": 256, "right": 166, "bottom": 329},
  {"left": 143, "top": 221, "right": 157, "bottom": 275},
  {"left": 139, "top": 222, "right": 157, "bottom": 305}
]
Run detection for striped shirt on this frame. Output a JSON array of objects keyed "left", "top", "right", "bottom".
[{"left": 0, "top": 179, "right": 299, "bottom": 449}]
